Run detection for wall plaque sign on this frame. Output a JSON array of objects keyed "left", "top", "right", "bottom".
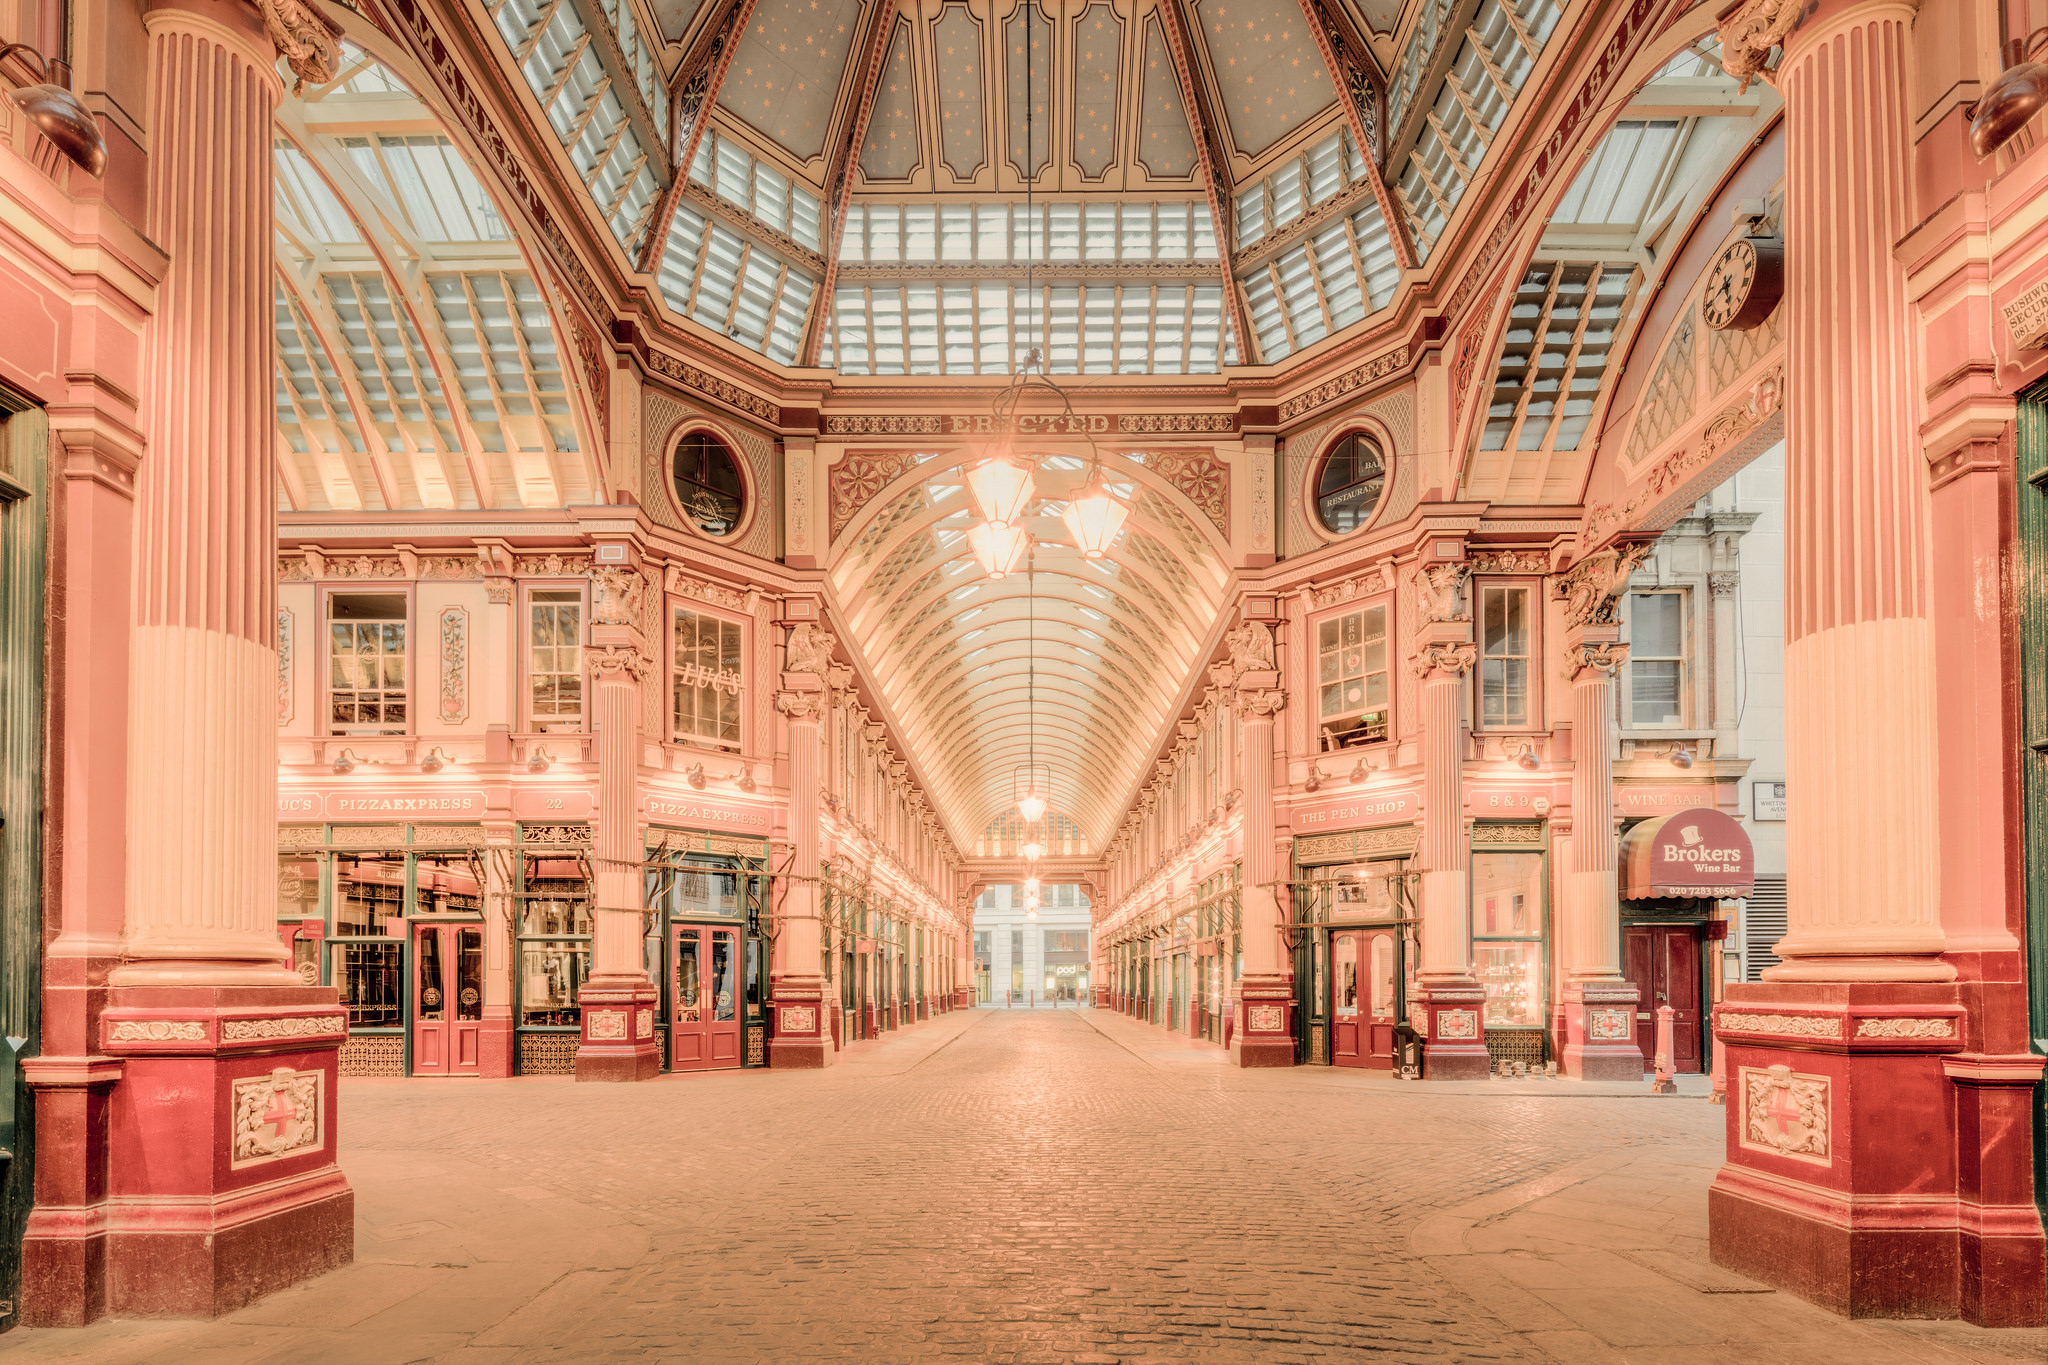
[
  {"left": 642, "top": 793, "right": 773, "bottom": 831},
  {"left": 328, "top": 789, "right": 488, "bottom": 818},
  {"left": 514, "top": 788, "right": 595, "bottom": 820},
  {"left": 1289, "top": 788, "right": 1417, "bottom": 831}
]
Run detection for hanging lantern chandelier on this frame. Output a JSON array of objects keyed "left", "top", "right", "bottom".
[
  {"left": 1061, "top": 472, "right": 1129, "bottom": 559},
  {"left": 965, "top": 451, "right": 1036, "bottom": 529},
  {"left": 967, "top": 520, "right": 1030, "bottom": 578}
]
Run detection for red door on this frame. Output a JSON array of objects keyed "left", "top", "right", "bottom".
[
  {"left": 1331, "top": 932, "right": 1365, "bottom": 1067},
  {"left": 1623, "top": 924, "right": 1704, "bottom": 1072},
  {"left": 412, "top": 924, "right": 483, "bottom": 1075},
  {"left": 672, "top": 926, "right": 742, "bottom": 1070},
  {"left": 1331, "top": 929, "right": 1400, "bottom": 1069}
]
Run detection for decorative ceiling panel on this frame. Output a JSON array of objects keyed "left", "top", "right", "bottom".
[
  {"left": 860, "top": 19, "right": 924, "bottom": 180},
  {"left": 1070, "top": 3, "right": 1123, "bottom": 179},
  {"left": 716, "top": 0, "right": 868, "bottom": 162},
  {"left": 1191, "top": 0, "right": 1337, "bottom": 159},
  {"left": 932, "top": 2, "right": 988, "bottom": 179},
  {"left": 1136, "top": 15, "right": 1197, "bottom": 178},
  {"left": 1006, "top": 3, "right": 1054, "bottom": 180}
]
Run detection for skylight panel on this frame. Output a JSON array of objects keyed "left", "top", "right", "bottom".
[{"left": 274, "top": 145, "right": 358, "bottom": 245}]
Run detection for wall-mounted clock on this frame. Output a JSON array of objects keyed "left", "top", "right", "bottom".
[{"left": 1701, "top": 233, "right": 1785, "bottom": 331}]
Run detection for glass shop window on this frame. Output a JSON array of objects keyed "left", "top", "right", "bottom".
[
  {"left": 519, "top": 852, "right": 592, "bottom": 1026},
  {"left": 1471, "top": 850, "right": 1545, "bottom": 1028},
  {"left": 277, "top": 851, "right": 320, "bottom": 921},
  {"left": 1479, "top": 585, "right": 1533, "bottom": 728},
  {"left": 1304, "top": 857, "right": 1409, "bottom": 920},
  {"left": 646, "top": 849, "right": 743, "bottom": 919},
  {"left": 1626, "top": 591, "right": 1687, "bottom": 727},
  {"left": 528, "top": 588, "right": 583, "bottom": 729},
  {"left": 332, "top": 940, "right": 402, "bottom": 1028},
  {"left": 328, "top": 593, "right": 408, "bottom": 734},
  {"left": 1317, "top": 605, "right": 1389, "bottom": 749},
  {"left": 332, "top": 852, "right": 405, "bottom": 936},
  {"left": 413, "top": 853, "right": 483, "bottom": 915},
  {"left": 1313, "top": 432, "right": 1388, "bottom": 534},
  {"left": 672, "top": 607, "right": 743, "bottom": 749}
]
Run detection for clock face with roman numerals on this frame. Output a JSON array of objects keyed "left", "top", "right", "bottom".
[{"left": 1702, "top": 234, "right": 1785, "bottom": 331}]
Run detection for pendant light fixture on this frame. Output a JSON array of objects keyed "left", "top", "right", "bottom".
[
  {"left": 1061, "top": 470, "right": 1128, "bottom": 559},
  {"left": 965, "top": 455, "right": 1036, "bottom": 530},
  {"left": 1, "top": 46, "right": 108, "bottom": 177},
  {"left": 967, "top": 520, "right": 1029, "bottom": 578}
]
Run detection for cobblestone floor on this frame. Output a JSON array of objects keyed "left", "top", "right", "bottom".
[{"left": 8, "top": 1007, "right": 2044, "bottom": 1364}]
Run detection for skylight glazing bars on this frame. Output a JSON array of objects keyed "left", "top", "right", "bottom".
[
  {"left": 656, "top": 202, "right": 818, "bottom": 364},
  {"left": 837, "top": 201, "right": 1218, "bottom": 263},
  {"left": 1393, "top": 0, "right": 1564, "bottom": 260},
  {"left": 486, "top": 0, "right": 664, "bottom": 257},
  {"left": 1481, "top": 260, "right": 1641, "bottom": 453},
  {"left": 825, "top": 282, "right": 1236, "bottom": 374}
]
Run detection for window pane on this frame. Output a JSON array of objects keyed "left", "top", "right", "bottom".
[
  {"left": 1633, "top": 592, "right": 1683, "bottom": 658},
  {"left": 1633, "top": 660, "right": 1682, "bottom": 725}
]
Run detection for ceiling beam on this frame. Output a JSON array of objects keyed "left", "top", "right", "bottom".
[
  {"left": 1156, "top": 0, "right": 1256, "bottom": 364},
  {"left": 638, "top": 0, "right": 764, "bottom": 274},
  {"left": 799, "top": 0, "right": 904, "bottom": 367},
  {"left": 1297, "top": 0, "right": 1417, "bottom": 270}
]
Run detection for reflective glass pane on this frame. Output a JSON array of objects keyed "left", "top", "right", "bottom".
[
  {"left": 416, "top": 929, "right": 446, "bottom": 1019},
  {"left": 333, "top": 940, "right": 402, "bottom": 1028},
  {"left": 456, "top": 928, "right": 483, "bottom": 1020},
  {"left": 711, "top": 934, "right": 736, "bottom": 1021},
  {"left": 519, "top": 942, "right": 590, "bottom": 1025}
]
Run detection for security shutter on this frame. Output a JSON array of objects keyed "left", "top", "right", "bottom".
[{"left": 1743, "top": 876, "right": 1787, "bottom": 981}]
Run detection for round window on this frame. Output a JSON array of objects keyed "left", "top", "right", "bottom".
[
  {"left": 1314, "top": 433, "right": 1388, "bottom": 534},
  {"left": 672, "top": 432, "right": 745, "bottom": 536}
]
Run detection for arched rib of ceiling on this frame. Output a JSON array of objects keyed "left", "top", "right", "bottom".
[
  {"left": 271, "top": 44, "right": 604, "bottom": 514},
  {"left": 829, "top": 451, "right": 1230, "bottom": 844}
]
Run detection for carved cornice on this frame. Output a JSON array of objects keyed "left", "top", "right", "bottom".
[
  {"left": 1278, "top": 347, "right": 1410, "bottom": 422},
  {"left": 776, "top": 690, "right": 826, "bottom": 722},
  {"left": 257, "top": 0, "right": 342, "bottom": 92},
  {"left": 590, "top": 646, "right": 651, "bottom": 681},
  {"left": 1232, "top": 688, "right": 1287, "bottom": 720},
  {"left": 1408, "top": 641, "right": 1477, "bottom": 680},
  {"left": 1717, "top": 0, "right": 1803, "bottom": 93}
]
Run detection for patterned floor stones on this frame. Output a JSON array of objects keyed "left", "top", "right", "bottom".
[{"left": 5, "top": 1007, "right": 2043, "bottom": 1364}]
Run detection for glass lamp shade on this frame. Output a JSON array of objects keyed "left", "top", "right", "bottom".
[
  {"left": 1061, "top": 484, "right": 1128, "bottom": 558},
  {"left": 1017, "top": 793, "right": 1047, "bottom": 822},
  {"left": 967, "top": 520, "right": 1029, "bottom": 578},
  {"left": 1023, "top": 877, "right": 1040, "bottom": 893},
  {"left": 1024, "top": 892, "right": 1040, "bottom": 908},
  {"left": 965, "top": 456, "right": 1035, "bottom": 528},
  {"left": 1021, "top": 841, "right": 1044, "bottom": 861},
  {"left": 7, "top": 69, "right": 107, "bottom": 177},
  {"left": 1026, "top": 908, "right": 1038, "bottom": 920}
]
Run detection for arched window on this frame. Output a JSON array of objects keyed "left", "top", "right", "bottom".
[
  {"left": 672, "top": 432, "right": 745, "bottom": 535},
  {"left": 1314, "top": 433, "right": 1388, "bottom": 534}
]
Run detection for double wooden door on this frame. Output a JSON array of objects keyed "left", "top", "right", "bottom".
[
  {"left": 413, "top": 924, "right": 483, "bottom": 1075},
  {"left": 1623, "top": 924, "right": 1704, "bottom": 1072},
  {"left": 672, "top": 924, "right": 741, "bottom": 1070},
  {"left": 1330, "top": 927, "right": 1402, "bottom": 1069}
]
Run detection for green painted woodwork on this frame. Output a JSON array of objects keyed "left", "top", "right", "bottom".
[
  {"left": 2016, "top": 381, "right": 2048, "bottom": 1233},
  {"left": 0, "top": 397, "right": 48, "bottom": 1330}
]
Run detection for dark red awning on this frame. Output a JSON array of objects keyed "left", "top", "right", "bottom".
[{"left": 1620, "top": 807, "right": 1754, "bottom": 899}]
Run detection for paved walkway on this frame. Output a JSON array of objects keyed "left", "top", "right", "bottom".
[{"left": 8, "top": 1008, "right": 2043, "bottom": 1364}]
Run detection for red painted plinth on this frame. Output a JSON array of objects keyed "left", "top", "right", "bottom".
[
  {"left": 572, "top": 980, "right": 660, "bottom": 1082},
  {"left": 1708, "top": 983, "right": 2046, "bottom": 1326},
  {"left": 1230, "top": 976, "right": 1295, "bottom": 1068},
  {"left": 769, "top": 976, "right": 833, "bottom": 1068},
  {"left": 1561, "top": 979, "right": 1646, "bottom": 1081},
  {"left": 1416, "top": 982, "right": 1489, "bottom": 1080},
  {"left": 477, "top": 1007, "right": 514, "bottom": 1079},
  {"left": 30, "top": 987, "right": 357, "bottom": 1322}
]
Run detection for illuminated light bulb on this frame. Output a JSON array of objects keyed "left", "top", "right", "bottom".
[
  {"left": 964, "top": 453, "right": 1035, "bottom": 528},
  {"left": 1024, "top": 877, "right": 1040, "bottom": 893},
  {"left": 1021, "top": 841, "right": 1044, "bottom": 862},
  {"left": 1061, "top": 482, "right": 1128, "bottom": 559},
  {"left": 1026, "top": 907, "right": 1038, "bottom": 920},
  {"left": 967, "top": 520, "right": 1030, "bottom": 578},
  {"left": 1017, "top": 792, "right": 1047, "bottom": 822}
]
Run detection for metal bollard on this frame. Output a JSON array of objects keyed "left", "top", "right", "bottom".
[{"left": 1651, "top": 1004, "right": 1678, "bottom": 1094}]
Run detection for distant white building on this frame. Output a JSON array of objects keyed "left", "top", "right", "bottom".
[{"left": 973, "top": 884, "right": 1093, "bottom": 1005}]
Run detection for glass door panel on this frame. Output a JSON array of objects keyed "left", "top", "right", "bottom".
[
  {"left": 671, "top": 926, "right": 743, "bottom": 1070},
  {"left": 413, "top": 924, "right": 447, "bottom": 1073},
  {"left": 1363, "top": 929, "right": 1399, "bottom": 1068},
  {"left": 708, "top": 930, "right": 741, "bottom": 1062},
  {"left": 1330, "top": 932, "right": 1365, "bottom": 1067},
  {"left": 672, "top": 928, "right": 707, "bottom": 1068}
]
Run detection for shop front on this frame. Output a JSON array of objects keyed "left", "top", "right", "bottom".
[
  {"left": 645, "top": 827, "right": 770, "bottom": 1072},
  {"left": 513, "top": 824, "right": 593, "bottom": 1075},
  {"left": 1618, "top": 807, "right": 1753, "bottom": 1074},
  {"left": 1288, "top": 816, "right": 1419, "bottom": 1068},
  {"left": 1469, "top": 822, "right": 1549, "bottom": 1071}
]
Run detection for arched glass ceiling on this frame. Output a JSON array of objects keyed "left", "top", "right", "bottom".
[
  {"left": 830, "top": 452, "right": 1229, "bottom": 845},
  {"left": 272, "top": 45, "right": 603, "bottom": 512}
]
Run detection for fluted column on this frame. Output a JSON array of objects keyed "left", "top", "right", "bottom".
[
  {"left": 1410, "top": 638, "right": 1487, "bottom": 1078},
  {"left": 1225, "top": 618, "right": 1292, "bottom": 1067},
  {"left": 771, "top": 622, "right": 834, "bottom": 1066},
  {"left": 1558, "top": 626, "right": 1641, "bottom": 1079},
  {"left": 114, "top": 4, "right": 296, "bottom": 985},
  {"left": 574, "top": 565, "right": 658, "bottom": 1081},
  {"left": 1767, "top": 0, "right": 1944, "bottom": 980},
  {"left": 480, "top": 821, "right": 516, "bottom": 1077}
]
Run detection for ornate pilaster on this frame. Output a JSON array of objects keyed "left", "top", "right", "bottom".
[
  {"left": 576, "top": 561, "right": 658, "bottom": 1081},
  {"left": 772, "top": 624, "right": 836, "bottom": 1067},
  {"left": 1408, "top": 618, "right": 1487, "bottom": 1080}
]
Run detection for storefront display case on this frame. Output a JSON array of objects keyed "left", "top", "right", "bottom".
[
  {"left": 1469, "top": 829, "right": 1549, "bottom": 1068},
  {"left": 646, "top": 829, "right": 769, "bottom": 1070},
  {"left": 1289, "top": 829, "right": 1420, "bottom": 1069}
]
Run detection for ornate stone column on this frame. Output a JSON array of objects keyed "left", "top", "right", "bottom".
[
  {"left": 1407, "top": 561, "right": 1486, "bottom": 1079},
  {"left": 1223, "top": 619, "right": 1292, "bottom": 1067},
  {"left": 574, "top": 564, "right": 658, "bottom": 1081},
  {"left": 85, "top": 0, "right": 352, "bottom": 1319},
  {"left": 1706, "top": 0, "right": 2043, "bottom": 1325},
  {"left": 771, "top": 622, "right": 834, "bottom": 1066},
  {"left": 1553, "top": 546, "right": 1646, "bottom": 1080},
  {"left": 479, "top": 822, "right": 516, "bottom": 1077}
]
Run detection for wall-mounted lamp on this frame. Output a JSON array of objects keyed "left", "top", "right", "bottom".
[
  {"left": 1303, "top": 764, "right": 1324, "bottom": 793},
  {"left": 1, "top": 46, "right": 108, "bottom": 176},
  {"left": 1508, "top": 739, "right": 1542, "bottom": 771},
  {"left": 331, "top": 748, "right": 362, "bottom": 775},
  {"left": 1970, "top": 31, "right": 2048, "bottom": 159},
  {"left": 527, "top": 746, "right": 554, "bottom": 773},
  {"left": 685, "top": 762, "right": 707, "bottom": 790},
  {"left": 1668, "top": 744, "right": 1694, "bottom": 770},
  {"left": 419, "top": 747, "right": 450, "bottom": 774}
]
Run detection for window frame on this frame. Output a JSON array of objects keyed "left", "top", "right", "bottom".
[
  {"left": 1474, "top": 577, "right": 1542, "bottom": 733},
  {"left": 667, "top": 425, "right": 754, "bottom": 542},
  {"left": 668, "top": 597, "right": 749, "bottom": 753},
  {"left": 1621, "top": 587, "right": 1694, "bottom": 732},
  {"left": 521, "top": 580, "right": 588, "bottom": 732},
  {"left": 1310, "top": 593, "right": 1395, "bottom": 751},
  {"left": 1306, "top": 425, "right": 1393, "bottom": 540},
  {"left": 322, "top": 584, "right": 415, "bottom": 738}
]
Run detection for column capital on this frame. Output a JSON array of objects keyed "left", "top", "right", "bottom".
[
  {"left": 1407, "top": 641, "right": 1476, "bottom": 680},
  {"left": 253, "top": 0, "right": 343, "bottom": 92},
  {"left": 776, "top": 688, "right": 827, "bottom": 723},
  {"left": 1716, "top": 0, "right": 1804, "bottom": 92},
  {"left": 590, "top": 645, "right": 650, "bottom": 682},
  {"left": 1565, "top": 639, "right": 1629, "bottom": 681},
  {"left": 1231, "top": 687, "right": 1286, "bottom": 721},
  {"left": 1555, "top": 542, "right": 1650, "bottom": 631}
]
